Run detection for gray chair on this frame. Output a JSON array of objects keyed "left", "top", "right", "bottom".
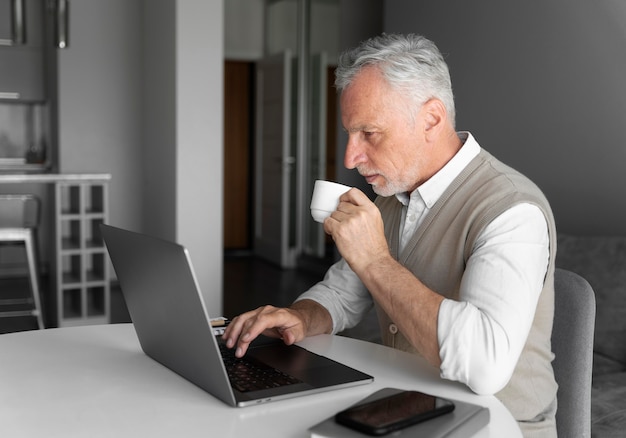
[
  {"left": 0, "top": 195, "right": 45, "bottom": 329},
  {"left": 552, "top": 268, "right": 596, "bottom": 438}
]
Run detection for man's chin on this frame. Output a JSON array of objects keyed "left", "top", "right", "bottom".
[{"left": 371, "top": 184, "right": 395, "bottom": 197}]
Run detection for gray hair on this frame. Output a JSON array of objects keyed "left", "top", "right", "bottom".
[{"left": 335, "top": 33, "right": 456, "bottom": 127}]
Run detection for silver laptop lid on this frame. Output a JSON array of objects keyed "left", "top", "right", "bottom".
[{"left": 101, "top": 224, "right": 236, "bottom": 406}]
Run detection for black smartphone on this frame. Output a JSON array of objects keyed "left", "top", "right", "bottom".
[{"left": 335, "top": 390, "right": 455, "bottom": 436}]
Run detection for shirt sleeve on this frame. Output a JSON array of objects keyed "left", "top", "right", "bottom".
[
  {"left": 437, "top": 203, "right": 550, "bottom": 395},
  {"left": 294, "top": 258, "right": 374, "bottom": 334}
]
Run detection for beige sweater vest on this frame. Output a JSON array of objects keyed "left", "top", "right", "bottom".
[{"left": 374, "top": 149, "right": 558, "bottom": 437}]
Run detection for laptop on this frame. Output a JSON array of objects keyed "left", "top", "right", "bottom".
[{"left": 100, "top": 224, "right": 373, "bottom": 407}]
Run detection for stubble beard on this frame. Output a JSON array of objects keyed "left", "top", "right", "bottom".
[
  {"left": 361, "top": 165, "right": 421, "bottom": 197},
  {"left": 361, "top": 170, "right": 409, "bottom": 197},
  {"left": 371, "top": 179, "right": 403, "bottom": 197}
]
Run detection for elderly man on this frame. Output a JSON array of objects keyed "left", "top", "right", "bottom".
[{"left": 223, "top": 33, "right": 557, "bottom": 437}]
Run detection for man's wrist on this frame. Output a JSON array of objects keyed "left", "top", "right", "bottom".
[{"left": 290, "top": 299, "right": 332, "bottom": 336}]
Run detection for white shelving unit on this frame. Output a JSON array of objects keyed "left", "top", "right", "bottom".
[{"left": 54, "top": 177, "right": 110, "bottom": 327}]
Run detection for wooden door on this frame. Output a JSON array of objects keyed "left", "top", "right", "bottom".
[{"left": 223, "top": 61, "right": 252, "bottom": 250}]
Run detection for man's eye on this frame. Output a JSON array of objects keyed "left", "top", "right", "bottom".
[{"left": 364, "top": 131, "right": 375, "bottom": 137}]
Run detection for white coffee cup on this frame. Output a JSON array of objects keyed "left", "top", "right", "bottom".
[{"left": 310, "top": 180, "right": 351, "bottom": 223}]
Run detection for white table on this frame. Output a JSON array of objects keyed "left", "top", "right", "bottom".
[{"left": 0, "top": 324, "right": 521, "bottom": 437}]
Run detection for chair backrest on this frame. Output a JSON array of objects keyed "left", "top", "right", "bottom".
[
  {"left": 552, "top": 268, "right": 596, "bottom": 438},
  {"left": 0, "top": 195, "right": 40, "bottom": 229}
]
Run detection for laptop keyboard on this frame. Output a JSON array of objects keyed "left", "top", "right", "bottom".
[{"left": 219, "top": 343, "right": 303, "bottom": 393}]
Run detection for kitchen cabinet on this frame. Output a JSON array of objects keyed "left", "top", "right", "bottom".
[{"left": 0, "top": 0, "right": 46, "bottom": 102}]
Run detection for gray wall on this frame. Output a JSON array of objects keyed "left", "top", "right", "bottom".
[
  {"left": 57, "top": 0, "right": 143, "bottom": 233},
  {"left": 57, "top": 0, "right": 223, "bottom": 313},
  {"left": 384, "top": 0, "right": 626, "bottom": 236}
]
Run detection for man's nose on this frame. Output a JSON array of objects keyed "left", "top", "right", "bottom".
[{"left": 344, "top": 135, "right": 366, "bottom": 170}]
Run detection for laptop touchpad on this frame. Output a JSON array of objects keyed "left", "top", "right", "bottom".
[{"left": 249, "top": 342, "right": 330, "bottom": 371}]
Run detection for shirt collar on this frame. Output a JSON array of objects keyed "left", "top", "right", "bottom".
[{"left": 395, "top": 131, "right": 480, "bottom": 208}]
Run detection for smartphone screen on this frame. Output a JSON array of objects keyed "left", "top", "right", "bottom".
[{"left": 335, "top": 390, "right": 455, "bottom": 436}]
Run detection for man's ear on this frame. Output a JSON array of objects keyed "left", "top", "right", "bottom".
[{"left": 422, "top": 98, "right": 447, "bottom": 137}]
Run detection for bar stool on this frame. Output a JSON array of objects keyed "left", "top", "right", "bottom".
[{"left": 0, "top": 195, "right": 45, "bottom": 329}]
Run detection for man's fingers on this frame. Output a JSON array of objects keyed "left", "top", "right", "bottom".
[
  {"left": 222, "top": 307, "right": 266, "bottom": 349},
  {"left": 339, "top": 187, "right": 368, "bottom": 205},
  {"left": 222, "top": 305, "right": 299, "bottom": 357}
]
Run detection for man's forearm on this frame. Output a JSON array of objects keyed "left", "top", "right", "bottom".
[{"left": 357, "top": 255, "right": 444, "bottom": 367}]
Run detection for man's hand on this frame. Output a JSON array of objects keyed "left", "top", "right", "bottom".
[
  {"left": 222, "top": 300, "right": 332, "bottom": 358},
  {"left": 324, "top": 188, "right": 390, "bottom": 275},
  {"left": 324, "top": 188, "right": 444, "bottom": 367}
]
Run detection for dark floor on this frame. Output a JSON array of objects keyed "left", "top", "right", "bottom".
[
  {"left": 0, "top": 255, "right": 331, "bottom": 334},
  {"left": 0, "top": 254, "right": 380, "bottom": 341},
  {"left": 0, "top": 254, "right": 332, "bottom": 333},
  {"left": 222, "top": 253, "right": 323, "bottom": 318},
  {"left": 0, "top": 275, "right": 134, "bottom": 333}
]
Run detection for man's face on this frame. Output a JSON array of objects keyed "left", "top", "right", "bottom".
[{"left": 340, "top": 66, "right": 429, "bottom": 196}]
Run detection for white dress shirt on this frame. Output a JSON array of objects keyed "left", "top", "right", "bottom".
[{"left": 297, "top": 132, "right": 550, "bottom": 395}]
